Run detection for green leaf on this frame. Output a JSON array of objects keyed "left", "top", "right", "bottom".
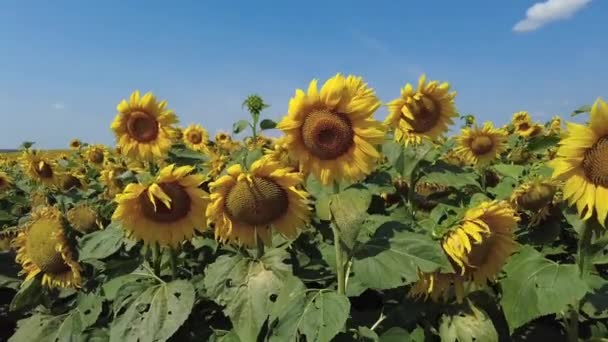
[
  {"left": 268, "top": 277, "right": 350, "bottom": 342},
  {"left": 379, "top": 327, "right": 424, "bottom": 342},
  {"left": 109, "top": 279, "right": 195, "bottom": 342},
  {"left": 0, "top": 210, "right": 14, "bottom": 222},
  {"left": 492, "top": 164, "right": 525, "bottom": 180},
  {"left": 315, "top": 193, "right": 332, "bottom": 221},
  {"left": 10, "top": 276, "right": 44, "bottom": 312},
  {"left": 75, "top": 292, "right": 103, "bottom": 327},
  {"left": 259, "top": 119, "right": 277, "bottom": 130},
  {"left": 9, "top": 313, "right": 79, "bottom": 342},
  {"left": 527, "top": 135, "right": 560, "bottom": 152},
  {"left": 169, "top": 148, "right": 208, "bottom": 161},
  {"left": 78, "top": 223, "right": 124, "bottom": 261},
  {"left": 438, "top": 303, "right": 498, "bottom": 342},
  {"left": 329, "top": 186, "right": 373, "bottom": 250},
  {"left": 245, "top": 148, "right": 264, "bottom": 169},
  {"left": 421, "top": 171, "right": 480, "bottom": 188},
  {"left": 352, "top": 225, "right": 452, "bottom": 289},
  {"left": 500, "top": 246, "right": 589, "bottom": 332},
  {"left": 204, "top": 249, "right": 291, "bottom": 342},
  {"left": 233, "top": 120, "right": 250, "bottom": 134},
  {"left": 0, "top": 274, "right": 21, "bottom": 290},
  {"left": 571, "top": 104, "right": 591, "bottom": 117}
]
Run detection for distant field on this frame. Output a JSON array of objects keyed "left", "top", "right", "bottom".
[{"left": 0, "top": 149, "right": 70, "bottom": 156}]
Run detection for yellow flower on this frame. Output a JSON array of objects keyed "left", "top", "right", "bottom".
[
  {"left": 13, "top": 206, "right": 82, "bottom": 288},
  {"left": 548, "top": 116, "right": 562, "bottom": 135},
  {"left": 69, "top": 139, "right": 82, "bottom": 150},
  {"left": 385, "top": 74, "right": 457, "bottom": 146},
  {"left": 111, "top": 90, "right": 178, "bottom": 160},
  {"left": 510, "top": 178, "right": 559, "bottom": 225},
  {"left": 0, "top": 228, "right": 20, "bottom": 252},
  {"left": 100, "top": 163, "right": 128, "bottom": 199},
  {"left": 264, "top": 136, "right": 299, "bottom": 170},
  {"left": 183, "top": 124, "right": 210, "bottom": 153},
  {"left": 30, "top": 190, "right": 49, "bottom": 208},
  {"left": 409, "top": 272, "right": 463, "bottom": 303},
  {"left": 277, "top": 73, "right": 385, "bottom": 185},
  {"left": 85, "top": 144, "right": 108, "bottom": 166},
  {"left": 214, "top": 131, "right": 234, "bottom": 151},
  {"left": 20, "top": 150, "right": 60, "bottom": 186},
  {"left": 512, "top": 111, "right": 543, "bottom": 138},
  {"left": 0, "top": 171, "right": 12, "bottom": 191},
  {"left": 67, "top": 203, "right": 101, "bottom": 234},
  {"left": 454, "top": 122, "right": 508, "bottom": 166},
  {"left": 443, "top": 149, "right": 470, "bottom": 168},
  {"left": 548, "top": 98, "right": 608, "bottom": 226},
  {"left": 206, "top": 156, "right": 310, "bottom": 247},
  {"left": 112, "top": 164, "right": 209, "bottom": 247}
]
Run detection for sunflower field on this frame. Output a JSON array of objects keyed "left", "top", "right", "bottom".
[{"left": 1, "top": 74, "right": 608, "bottom": 342}]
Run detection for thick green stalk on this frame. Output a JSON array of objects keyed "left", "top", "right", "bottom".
[
  {"left": 332, "top": 223, "right": 346, "bottom": 295},
  {"left": 153, "top": 243, "right": 162, "bottom": 277},
  {"left": 255, "top": 232, "right": 265, "bottom": 259},
  {"left": 169, "top": 247, "right": 178, "bottom": 280}
]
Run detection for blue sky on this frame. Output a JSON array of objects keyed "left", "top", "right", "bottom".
[{"left": 0, "top": 0, "right": 606, "bottom": 149}]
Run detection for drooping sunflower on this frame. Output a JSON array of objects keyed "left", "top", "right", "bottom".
[
  {"left": 547, "top": 116, "right": 562, "bottom": 136},
  {"left": 0, "top": 171, "right": 12, "bottom": 191},
  {"left": 409, "top": 271, "right": 463, "bottom": 302},
  {"left": 454, "top": 122, "right": 508, "bottom": 166},
  {"left": 442, "top": 200, "right": 519, "bottom": 285},
  {"left": 112, "top": 164, "right": 209, "bottom": 247},
  {"left": 183, "top": 124, "right": 210, "bottom": 153},
  {"left": 13, "top": 206, "right": 82, "bottom": 288},
  {"left": 69, "top": 139, "right": 82, "bottom": 150},
  {"left": 511, "top": 111, "right": 543, "bottom": 138},
  {"left": 67, "top": 203, "right": 101, "bottom": 234},
  {"left": 548, "top": 98, "right": 608, "bottom": 226},
  {"left": 206, "top": 156, "right": 311, "bottom": 247},
  {"left": 111, "top": 90, "right": 178, "bottom": 160},
  {"left": 385, "top": 74, "right": 457, "bottom": 146},
  {"left": 510, "top": 178, "right": 560, "bottom": 225},
  {"left": 85, "top": 144, "right": 108, "bottom": 166},
  {"left": 443, "top": 149, "right": 470, "bottom": 168},
  {"left": 59, "top": 170, "right": 87, "bottom": 191},
  {"left": 277, "top": 73, "right": 385, "bottom": 185},
  {"left": 100, "top": 163, "right": 128, "bottom": 199},
  {"left": 20, "top": 150, "right": 60, "bottom": 186}
]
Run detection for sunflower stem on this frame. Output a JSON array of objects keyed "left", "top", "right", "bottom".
[
  {"left": 169, "top": 247, "right": 178, "bottom": 280},
  {"left": 331, "top": 222, "right": 346, "bottom": 295},
  {"left": 153, "top": 243, "right": 162, "bottom": 277},
  {"left": 255, "top": 232, "right": 265, "bottom": 259}
]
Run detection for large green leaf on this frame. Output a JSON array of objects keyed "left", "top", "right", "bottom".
[
  {"left": 500, "top": 246, "right": 589, "bottom": 332},
  {"left": 420, "top": 171, "right": 480, "bottom": 188},
  {"left": 527, "top": 135, "right": 560, "bottom": 152},
  {"left": 259, "top": 119, "right": 277, "bottom": 130},
  {"left": 352, "top": 224, "right": 452, "bottom": 289},
  {"left": 492, "top": 164, "right": 525, "bottom": 180},
  {"left": 78, "top": 223, "right": 124, "bottom": 261},
  {"left": 233, "top": 120, "right": 250, "bottom": 134},
  {"left": 204, "top": 248, "right": 291, "bottom": 342},
  {"left": 109, "top": 279, "right": 195, "bottom": 342},
  {"left": 438, "top": 303, "right": 498, "bottom": 342},
  {"left": 10, "top": 276, "right": 45, "bottom": 312},
  {"left": 268, "top": 277, "right": 350, "bottom": 342},
  {"left": 329, "top": 186, "right": 372, "bottom": 250},
  {"left": 571, "top": 104, "right": 591, "bottom": 117}
]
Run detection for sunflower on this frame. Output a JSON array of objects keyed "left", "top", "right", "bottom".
[
  {"left": 214, "top": 131, "right": 234, "bottom": 150},
  {"left": 547, "top": 116, "right": 562, "bottom": 136},
  {"left": 204, "top": 150, "right": 230, "bottom": 178},
  {"left": 67, "top": 203, "right": 101, "bottom": 234},
  {"left": 277, "top": 73, "right": 385, "bottom": 185},
  {"left": 443, "top": 201, "right": 519, "bottom": 284},
  {"left": 0, "top": 171, "right": 12, "bottom": 191},
  {"left": 385, "top": 74, "right": 457, "bottom": 146},
  {"left": 59, "top": 170, "right": 87, "bottom": 191},
  {"left": 13, "top": 206, "right": 82, "bottom": 288},
  {"left": 111, "top": 90, "right": 178, "bottom": 160},
  {"left": 548, "top": 98, "right": 608, "bottom": 226},
  {"left": 100, "top": 163, "right": 128, "bottom": 199},
  {"left": 20, "top": 150, "right": 60, "bottom": 186},
  {"left": 264, "top": 136, "right": 299, "bottom": 170},
  {"left": 206, "top": 156, "right": 310, "bottom": 247},
  {"left": 30, "top": 190, "right": 49, "bottom": 208},
  {"left": 409, "top": 272, "right": 463, "bottom": 302},
  {"left": 183, "top": 124, "right": 210, "bottom": 153},
  {"left": 69, "top": 139, "right": 82, "bottom": 150},
  {"left": 510, "top": 178, "right": 560, "bottom": 225},
  {"left": 0, "top": 228, "right": 20, "bottom": 252},
  {"left": 454, "top": 122, "right": 508, "bottom": 166},
  {"left": 85, "top": 144, "right": 108, "bottom": 166},
  {"left": 512, "top": 111, "right": 543, "bottom": 138},
  {"left": 112, "top": 164, "right": 209, "bottom": 247},
  {"left": 443, "top": 150, "right": 469, "bottom": 168}
]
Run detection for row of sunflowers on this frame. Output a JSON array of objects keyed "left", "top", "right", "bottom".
[{"left": 0, "top": 73, "right": 607, "bottom": 341}]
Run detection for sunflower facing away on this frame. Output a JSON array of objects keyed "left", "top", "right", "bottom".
[
  {"left": 548, "top": 98, "right": 608, "bottom": 226},
  {"left": 207, "top": 156, "right": 311, "bottom": 247},
  {"left": 511, "top": 111, "right": 543, "bottom": 138},
  {"left": 67, "top": 203, "right": 101, "bottom": 234},
  {"left": 385, "top": 74, "right": 457, "bottom": 146},
  {"left": 111, "top": 90, "right": 178, "bottom": 160},
  {"left": 510, "top": 178, "right": 559, "bottom": 225},
  {"left": 100, "top": 163, "right": 128, "bottom": 199},
  {"left": 13, "top": 206, "right": 82, "bottom": 288},
  {"left": 69, "top": 139, "right": 82, "bottom": 150},
  {"left": 410, "top": 200, "right": 519, "bottom": 302},
  {"left": 0, "top": 171, "right": 12, "bottom": 191},
  {"left": 183, "top": 124, "right": 210, "bottom": 153},
  {"left": 85, "top": 144, "right": 108, "bottom": 166},
  {"left": 112, "top": 164, "right": 209, "bottom": 247},
  {"left": 454, "top": 122, "right": 508, "bottom": 166},
  {"left": 277, "top": 73, "right": 385, "bottom": 185},
  {"left": 20, "top": 150, "right": 60, "bottom": 186},
  {"left": 547, "top": 116, "right": 562, "bottom": 136},
  {"left": 264, "top": 135, "right": 299, "bottom": 170}
]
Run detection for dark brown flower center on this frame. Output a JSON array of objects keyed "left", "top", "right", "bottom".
[
  {"left": 139, "top": 182, "right": 192, "bottom": 223},
  {"left": 36, "top": 162, "right": 54, "bottom": 179},
  {"left": 89, "top": 149, "right": 104, "bottom": 164},
  {"left": 225, "top": 177, "right": 288, "bottom": 225},
  {"left": 0, "top": 177, "right": 6, "bottom": 188},
  {"left": 518, "top": 122, "right": 530, "bottom": 131},
  {"left": 127, "top": 111, "right": 159, "bottom": 142},
  {"left": 301, "top": 109, "right": 354, "bottom": 160},
  {"left": 517, "top": 183, "right": 556, "bottom": 211},
  {"left": 470, "top": 135, "right": 494, "bottom": 155},
  {"left": 25, "top": 219, "right": 70, "bottom": 274},
  {"left": 187, "top": 131, "right": 203, "bottom": 144},
  {"left": 583, "top": 136, "right": 608, "bottom": 187},
  {"left": 463, "top": 231, "right": 494, "bottom": 269},
  {"left": 404, "top": 98, "right": 441, "bottom": 133},
  {"left": 61, "top": 175, "right": 82, "bottom": 191}
]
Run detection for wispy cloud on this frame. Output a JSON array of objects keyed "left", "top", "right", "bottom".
[
  {"left": 513, "top": 0, "right": 591, "bottom": 33},
  {"left": 52, "top": 102, "right": 66, "bottom": 110}
]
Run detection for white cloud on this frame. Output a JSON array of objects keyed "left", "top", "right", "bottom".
[
  {"left": 513, "top": 0, "right": 591, "bottom": 32},
  {"left": 52, "top": 102, "right": 65, "bottom": 110}
]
